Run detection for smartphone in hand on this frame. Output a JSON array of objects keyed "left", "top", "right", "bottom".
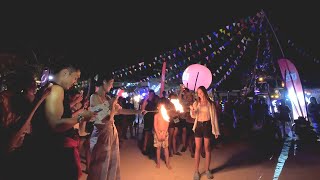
[{"left": 94, "top": 108, "right": 103, "bottom": 113}]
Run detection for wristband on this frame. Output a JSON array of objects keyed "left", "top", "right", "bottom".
[{"left": 77, "top": 114, "right": 84, "bottom": 123}]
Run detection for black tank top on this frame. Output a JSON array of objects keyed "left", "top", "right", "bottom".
[
  {"left": 30, "top": 81, "right": 78, "bottom": 147},
  {"left": 145, "top": 99, "right": 157, "bottom": 111}
]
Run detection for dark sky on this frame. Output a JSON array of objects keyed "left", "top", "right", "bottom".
[{"left": 0, "top": 2, "right": 319, "bottom": 84}]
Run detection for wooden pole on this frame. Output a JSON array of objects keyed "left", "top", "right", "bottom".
[{"left": 194, "top": 72, "right": 200, "bottom": 91}]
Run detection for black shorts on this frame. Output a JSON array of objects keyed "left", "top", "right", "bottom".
[
  {"left": 169, "top": 122, "right": 175, "bottom": 128},
  {"left": 143, "top": 113, "right": 155, "bottom": 131},
  {"left": 179, "top": 119, "right": 187, "bottom": 128},
  {"left": 194, "top": 120, "right": 212, "bottom": 138},
  {"left": 186, "top": 122, "right": 194, "bottom": 137}
]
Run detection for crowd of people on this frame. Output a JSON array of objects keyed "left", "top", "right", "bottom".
[
  {"left": 0, "top": 59, "right": 143, "bottom": 180},
  {"left": 1, "top": 57, "right": 320, "bottom": 180}
]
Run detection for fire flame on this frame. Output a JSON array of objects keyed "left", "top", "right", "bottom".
[
  {"left": 170, "top": 99, "right": 184, "bottom": 113},
  {"left": 160, "top": 105, "right": 170, "bottom": 122}
]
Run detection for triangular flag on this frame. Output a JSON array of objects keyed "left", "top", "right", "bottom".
[
  {"left": 226, "top": 25, "right": 229, "bottom": 30},
  {"left": 209, "top": 44, "right": 212, "bottom": 48}
]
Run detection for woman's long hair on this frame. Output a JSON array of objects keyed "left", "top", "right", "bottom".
[{"left": 197, "top": 86, "right": 212, "bottom": 104}]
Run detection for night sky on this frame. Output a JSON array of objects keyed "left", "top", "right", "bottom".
[{"left": 0, "top": 2, "right": 319, "bottom": 88}]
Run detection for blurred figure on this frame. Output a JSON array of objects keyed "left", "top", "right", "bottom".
[
  {"left": 122, "top": 96, "right": 136, "bottom": 139},
  {"left": 69, "top": 88, "right": 91, "bottom": 173},
  {"left": 181, "top": 89, "right": 196, "bottom": 158},
  {"left": 178, "top": 86, "right": 188, "bottom": 153},
  {"left": 277, "top": 99, "right": 291, "bottom": 138},
  {"left": 307, "top": 97, "right": 320, "bottom": 134},
  {"left": 168, "top": 92, "right": 181, "bottom": 156},
  {"left": 141, "top": 90, "right": 157, "bottom": 156},
  {"left": 0, "top": 65, "right": 51, "bottom": 180}
]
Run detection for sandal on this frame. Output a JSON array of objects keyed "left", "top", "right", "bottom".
[
  {"left": 193, "top": 172, "right": 200, "bottom": 180},
  {"left": 206, "top": 170, "right": 213, "bottom": 179}
]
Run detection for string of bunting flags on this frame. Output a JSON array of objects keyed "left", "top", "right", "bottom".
[
  {"left": 213, "top": 36, "right": 250, "bottom": 88},
  {"left": 159, "top": 12, "right": 264, "bottom": 85},
  {"left": 112, "top": 11, "right": 264, "bottom": 80},
  {"left": 136, "top": 18, "right": 261, "bottom": 83},
  {"left": 163, "top": 34, "right": 252, "bottom": 85},
  {"left": 141, "top": 29, "right": 252, "bottom": 83}
]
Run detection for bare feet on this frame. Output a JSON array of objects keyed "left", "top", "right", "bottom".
[
  {"left": 156, "top": 163, "right": 160, "bottom": 168},
  {"left": 166, "top": 163, "right": 172, "bottom": 170}
]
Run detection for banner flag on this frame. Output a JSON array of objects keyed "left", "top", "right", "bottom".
[{"left": 278, "top": 58, "right": 307, "bottom": 120}]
